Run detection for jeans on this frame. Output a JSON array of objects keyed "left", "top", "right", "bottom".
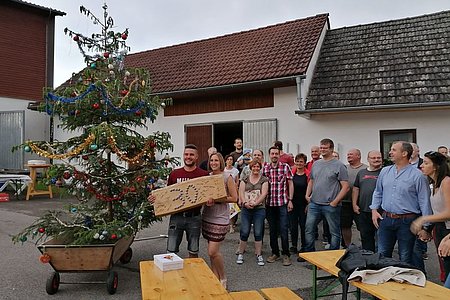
[
  {"left": 358, "top": 211, "right": 377, "bottom": 252},
  {"left": 445, "top": 273, "right": 450, "bottom": 289},
  {"left": 167, "top": 214, "right": 201, "bottom": 255},
  {"left": 240, "top": 207, "right": 266, "bottom": 242},
  {"left": 305, "top": 202, "right": 342, "bottom": 251},
  {"left": 266, "top": 204, "right": 290, "bottom": 256},
  {"left": 377, "top": 215, "right": 416, "bottom": 265},
  {"left": 289, "top": 204, "right": 307, "bottom": 251},
  {"left": 412, "top": 238, "right": 427, "bottom": 273}
]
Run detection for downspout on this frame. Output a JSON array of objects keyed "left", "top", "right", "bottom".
[{"left": 296, "top": 76, "right": 305, "bottom": 111}]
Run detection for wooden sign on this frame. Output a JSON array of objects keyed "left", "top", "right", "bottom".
[{"left": 152, "top": 174, "right": 227, "bottom": 217}]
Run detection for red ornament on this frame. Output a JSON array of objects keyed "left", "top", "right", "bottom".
[
  {"left": 149, "top": 140, "right": 156, "bottom": 148},
  {"left": 92, "top": 103, "right": 100, "bottom": 109},
  {"left": 63, "top": 171, "right": 71, "bottom": 180},
  {"left": 82, "top": 155, "right": 89, "bottom": 160},
  {"left": 103, "top": 52, "right": 110, "bottom": 58},
  {"left": 38, "top": 227, "right": 45, "bottom": 233},
  {"left": 129, "top": 186, "right": 136, "bottom": 192},
  {"left": 39, "top": 253, "right": 51, "bottom": 264},
  {"left": 120, "top": 89, "right": 128, "bottom": 96},
  {"left": 135, "top": 110, "right": 142, "bottom": 116},
  {"left": 71, "top": 91, "right": 77, "bottom": 97},
  {"left": 73, "top": 35, "right": 79, "bottom": 42},
  {"left": 121, "top": 33, "right": 128, "bottom": 40},
  {"left": 111, "top": 234, "right": 117, "bottom": 240}
]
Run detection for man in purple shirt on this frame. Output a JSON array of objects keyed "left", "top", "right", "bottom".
[{"left": 370, "top": 141, "right": 432, "bottom": 267}]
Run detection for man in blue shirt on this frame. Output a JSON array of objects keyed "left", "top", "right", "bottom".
[{"left": 370, "top": 141, "right": 432, "bottom": 266}]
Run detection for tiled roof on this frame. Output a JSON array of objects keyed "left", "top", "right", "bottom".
[
  {"left": 125, "top": 14, "right": 328, "bottom": 94},
  {"left": 306, "top": 10, "right": 450, "bottom": 111},
  {"left": 6, "top": 0, "right": 65, "bottom": 16}
]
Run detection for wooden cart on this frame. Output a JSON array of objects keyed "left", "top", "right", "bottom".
[{"left": 37, "top": 236, "right": 134, "bottom": 295}]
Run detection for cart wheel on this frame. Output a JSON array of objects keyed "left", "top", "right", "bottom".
[
  {"left": 106, "top": 271, "right": 118, "bottom": 295},
  {"left": 45, "top": 272, "right": 60, "bottom": 295},
  {"left": 119, "top": 247, "right": 133, "bottom": 264}
]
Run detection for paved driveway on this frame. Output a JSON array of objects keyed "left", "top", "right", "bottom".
[{"left": 0, "top": 196, "right": 442, "bottom": 299}]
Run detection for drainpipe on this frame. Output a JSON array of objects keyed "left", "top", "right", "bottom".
[{"left": 296, "top": 76, "right": 304, "bottom": 111}]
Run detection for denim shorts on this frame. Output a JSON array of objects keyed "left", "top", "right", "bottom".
[{"left": 167, "top": 213, "right": 201, "bottom": 255}]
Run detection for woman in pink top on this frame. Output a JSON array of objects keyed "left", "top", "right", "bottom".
[{"left": 202, "top": 153, "right": 237, "bottom": 289}]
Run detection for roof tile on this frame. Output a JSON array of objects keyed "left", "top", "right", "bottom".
[
  {"left": 307, "top": 10, "right": 450, "bottom": 110},
  {"left": 125, "top": 14, "right": 328, "bottom": 93}
]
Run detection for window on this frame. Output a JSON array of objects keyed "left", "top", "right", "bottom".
[{"left": 379, "top": 129, "right": 416, "bottom": 160}]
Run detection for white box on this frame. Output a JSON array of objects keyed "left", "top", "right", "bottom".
[{"left": 153, "top": 253, "right": 184, "bottom": 271}]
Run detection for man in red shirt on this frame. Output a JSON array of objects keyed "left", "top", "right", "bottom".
[
  {"left": 149, "top": 144, "right": 208, "bottom": 258},
  {"left": 274, "top": 141, "right": 294, "bottom": 167}
]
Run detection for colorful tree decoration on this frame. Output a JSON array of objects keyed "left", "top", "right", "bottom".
[{"left": 12, "top": 4, "right": 178, "bottom": 246}]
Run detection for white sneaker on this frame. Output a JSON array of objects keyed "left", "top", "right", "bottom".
[
  {"left": 256, "top": 255, "right": 265, "bottom": 266},
  {"left": 324, "top": 243, "right": 330, "bottom": 250},
  {"left": 236, "top": 253, "right": 244, "bottom": 264}
]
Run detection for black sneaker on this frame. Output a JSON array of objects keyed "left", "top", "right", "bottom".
[
  {"left": 297, "top": 256, "right": 306, "bottom": 262},
  {"left": 289, "top": 246, "right": 298, "bottom": 254}
]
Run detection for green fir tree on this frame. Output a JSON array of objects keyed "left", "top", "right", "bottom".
[{"left": 12, "top": 4, "right": 177, "bottom": 245}]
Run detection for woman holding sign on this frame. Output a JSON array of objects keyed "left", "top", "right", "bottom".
[
  {"left": 236, "top": 158, "right": 269, "bottom": 266},
  {"left": 202, "top": 152, "right": 237, "bottom": 289}
]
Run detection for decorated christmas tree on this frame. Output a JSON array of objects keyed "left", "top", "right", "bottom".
[{"left": 13, "top": 4, "right": 176, "bottom": 245}]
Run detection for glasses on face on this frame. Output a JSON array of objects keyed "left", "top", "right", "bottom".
[{"left": 368, "top": 156, "right": 382, "bottom": 160}]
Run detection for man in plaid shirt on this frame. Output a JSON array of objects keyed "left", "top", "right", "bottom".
[{"left": 262, "top": 146, "right": 294, "bottom": 266}]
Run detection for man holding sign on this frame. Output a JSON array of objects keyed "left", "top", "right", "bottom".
[{"left": 148, "top": 144, "right": 208, "bottom": 258}]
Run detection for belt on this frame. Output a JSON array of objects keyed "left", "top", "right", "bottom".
[
  {"left": 176, "top": 210, "right": 201, "bottom": 217},
  {"left": 382, "top": 211, "right": 417, "bottom": 219}
]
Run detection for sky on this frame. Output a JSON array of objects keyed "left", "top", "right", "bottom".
[{"left": 29, "top": 0, "right": 450, "bottom": 86}]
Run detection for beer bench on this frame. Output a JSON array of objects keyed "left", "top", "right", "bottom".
[
  {"left": 230, "top": 287, "right": 302, "bottom": 300},
  {"left": 140, "top": 258, "right": 231, "bottom": 299},
  {"left": 299, "top": 249, "right": 450, "bottom": 300},
  {"left": 0, "top": 174, "right": 32, "bottom": 197},
  {"left": 260, "top": 287, "right": 303, "bottom": 299},
  {"left": 230, "top": 290, "right": 264, "bottom": 299}
]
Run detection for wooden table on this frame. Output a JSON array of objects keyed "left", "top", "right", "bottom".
[
  {"left": 25, "top": 164, "right": 53, "bottom": 200},
  {"left": 300, "top": 250, "right": 450, "bottom": 300},
  {"left": 140, "top": 258, "right": 232, "bottom": 300}
]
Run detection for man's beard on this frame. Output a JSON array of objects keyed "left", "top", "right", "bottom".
[{"left": 184, "top": 160, "right": 195, "bottom": 167}]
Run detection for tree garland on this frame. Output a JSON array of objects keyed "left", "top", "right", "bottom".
[
  {"left": 107, "top": 135, "right": 154, "bottom": 164},
  {"left": 26, "top": 134, "right": 96, "bottom": 160},
  {"left": 45, "top": 84, "right": 146, "bottom": 116}
]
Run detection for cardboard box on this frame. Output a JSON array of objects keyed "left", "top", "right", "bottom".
[
  {"left": 153, "top": 253, "right": 184, "bottom": 271},
  {"left": 0, "top": 193, "right": 9, "bottom": 202}
]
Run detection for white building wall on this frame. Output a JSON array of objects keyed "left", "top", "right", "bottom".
[
  {"left": 0, "top": 97, "right": 50, "bottom": 164},
  {"left": 53, "top": 86, "right": 450, "bottom": 164}
]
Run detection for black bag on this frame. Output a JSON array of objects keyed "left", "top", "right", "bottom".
[
  {"left": 335, "top": 244, "right": 376, "bottom": 300},
  {"left": 335, "top": 244, "right": 420, "bottom": 300}
]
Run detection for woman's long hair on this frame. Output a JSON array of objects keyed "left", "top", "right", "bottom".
[{"left": 424, "top": 151, "right": 450, "bottom": 191}]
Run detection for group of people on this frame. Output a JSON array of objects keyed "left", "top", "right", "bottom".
[{"left": 149, "top": 138, "right": 450, "bottom": 290}]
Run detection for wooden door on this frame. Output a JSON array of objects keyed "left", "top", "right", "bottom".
[{"left": 185, "top": 124, "right": 213, "bottom": 164}]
